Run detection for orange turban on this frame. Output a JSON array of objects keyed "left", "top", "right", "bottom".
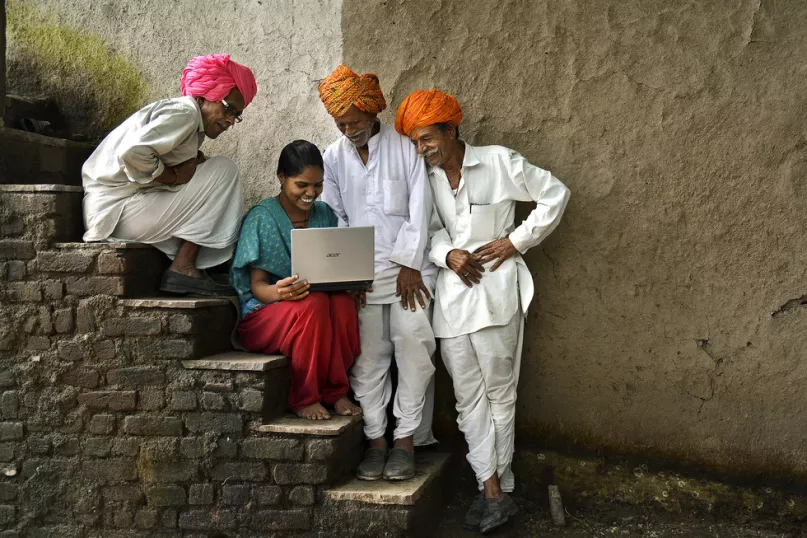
[
  {"left": 395, "top": 89, "right": 463, "bottom": 137},
  {"left": 318, "top": 65, "right": 387, "bottom": 118}
]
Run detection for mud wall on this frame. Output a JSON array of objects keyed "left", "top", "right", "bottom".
[
  {"left": 343, "top": 0, "right": 807, "bottom": 479},
  {"left": 4, "top": 0, "right": 344, "bottom": 207}
]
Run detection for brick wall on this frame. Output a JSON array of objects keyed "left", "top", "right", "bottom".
[{"left": 0, "top": 187, "right": 364, "bottom": 536}]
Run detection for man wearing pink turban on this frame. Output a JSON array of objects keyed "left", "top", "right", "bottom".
[{"left": 82, "top": 54, "right": 258, "bottom": 295}]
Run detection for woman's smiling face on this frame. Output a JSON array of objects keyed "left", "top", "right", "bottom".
[{"left": 279, "top": 166, "right": 324, "bottom": 211}]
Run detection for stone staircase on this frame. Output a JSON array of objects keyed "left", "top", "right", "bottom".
[{"left": 0, "top": 170, "right": 451, "bottom": 535}]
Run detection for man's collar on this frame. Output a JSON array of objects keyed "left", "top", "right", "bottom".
[
  {"left": 462, "top": 143, "right": 481, "bottom": 167},
  {"left": 188, "top": 96, "right": 205, "bottom": 133}
]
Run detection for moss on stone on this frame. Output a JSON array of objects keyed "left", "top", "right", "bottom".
[{"left": 6, "top": 0, "right": 148, "bottom": 133}]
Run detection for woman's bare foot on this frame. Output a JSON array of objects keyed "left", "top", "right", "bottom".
[
  {"left": 296, "top": 403, "right": 331, "bottom": 420},
  {"left": 333, "top": 396, "right": 362, "bottom": 416}
]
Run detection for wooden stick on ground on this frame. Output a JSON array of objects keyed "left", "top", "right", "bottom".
[{"left": 548, "top": 485, "right": 566, "bottom": 526}]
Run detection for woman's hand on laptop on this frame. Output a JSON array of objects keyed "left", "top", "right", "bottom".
[
  {"left": 396, "top": 267, "right": 432, "bottom": 311},
  {"left": 275, "top": 275, "right": 310, "bottom": 302}
]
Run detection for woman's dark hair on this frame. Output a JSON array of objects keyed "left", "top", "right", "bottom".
[{"left": 276, "top": 140, "right": 324, "bottom": 177}]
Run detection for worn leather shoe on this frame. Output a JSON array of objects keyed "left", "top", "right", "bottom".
[
  {"left": 160, "top": 270, "right": 235, "bottom": 296},
  {"left": 382, "top": 447, "right": 415, "bottom": 480},
  {"left": 356, "top": 448, "right": 387, "bottom": 481},
  {"left": 479, "top": 494, "right": 518, "bottom": 534},
  {"left": 462, "top": 492, "right": 486, "bottom": 531}
]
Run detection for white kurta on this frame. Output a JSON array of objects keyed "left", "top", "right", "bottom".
[
  {"left": 428, "top": 144, "right": 571, "bottom": 338},
  {"left": 429, "top": 143, "right": 570, "bottom": 490},
  {"left": 321, "top": 123, "right": 437, "bottom": 442},
  {"left": 81, "top": 97, "right": 242, "bottom": 268}
]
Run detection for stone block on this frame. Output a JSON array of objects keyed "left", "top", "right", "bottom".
[
  {"left": 272, "top": 463, "right": 327, "bottom": 485},
  {"left": 87, "top": 414, "right": 115, "bottom": 435},
  {"left": 212, "top": 436, "right": 238, "bottom": 459},
  {"left": 107, "top": 366, "right": 165, "bottom": 387},
  {"left": 180, "top": 438, "right": 205, "bottom": 459},
  {"left": 26, "top": 335, "right": 50, "bottom": 350},
  {"left": 120, "top": 338, "right": 195, "bottom": 360},
  {"left": 37, "top": 251, "right": 96, "bottom": 272},
  {"left": 1, "top": 392, "right": 19, "bottom": 419},
  {"left": 97, "top": 251, "right": 125, "bottom": 274},
  {"left": 102, "top": 485, "right": 144, "bottom": 503},
  {"left": 27, "top": 436, "right": 51, "bottom": 455},
  {"left": 0, "top": 240, "right": 35, "bottom": 260},
  {"left": 112, "top": 438, "right": 140, "bottom": 457},
  {"left": 210, "top": 462, "right": 267, "bottom": 482},
  {"left": 288, "top": 485, "right": 315, "bottom": 506},
  {"left": 221, "top": 484, "right": 250, "bottom": 505},
  {"left": 134, "top": 508, "right": 159, "bottom": 530},
  {"left": 199, "top": 392, "right": 225, "bottom": 411},
  {"left": 6, "top": 261, "right": 25, "bottom": 281},
  {"left": 305, "top": 438, "right": 338, "bottom": 461},
  {"left": 122, "top": 416, "right": 182, "bottom": 436},
  {"left": 59, "top": 367, "right": 100, "bottom": 388},
  {"left": 112, "top": 507, "right": 134, "bottom": 528},
  {"left": 85, "top": 437, "right": 112, "bottom": 458},
  {"left": 187, "top": 484, "right": 213, "bottom": 505},
  {"left": 65, "top": 276, "right": 124, "bottom": 296},
  {"left": 241, "top": 438, "right": 303, "bottom": 461},
  {"left": 0, "top": 423, "right": 23, "bottom": 441},
  {"left": 7, "top": 281, "right": 42, "bottom": 302},
  {"left": 253, "top": 485, "right": 283, "bottom": 505},
  {"left": 184, "top": 413, "right": 242, "bottom": 435},
  {"left": 54, "top": 436, "right": 80, "bottom": 456},
  {"left": 0, "top": 505, "right": 15, "bottom": 526},
  {"left": 75, "top": 305, "right": 95, "bottom": 333},
  {"left": 83, "top": 459, "right": 137, "bottom": 482},
  {"left": 77, "top": 391, "right": 137, "bottom": 411},
  {"left": 0, "top": 372, "right": 12, "bottom": 389},
  {"left": 239, "top": 389, "right": 264, "bottom": 413},
  {"left": 168, "top": 314, "right": 195, "bottom": 334},
  {"left": 42, "top": 280, "right": 65, "bottom": 300},
  {"left": 0, "top": 484, "right": 17, "bottom": 502},
  {"left": 53, "top": 308, "right": 74, "bottom": 334},
  {"left": 160, "top": 508, "right": 177, "bottom": 528},
  {"left": 146, "top": 485, "right": 186, "bottom": 507},
  {"left": 0, "top": 444, "right": 14, "bottom": 462},
  {"left": 93, "top": 340, "right": 116, "bottom": 360},
  {"left": 103, "top": 317, "right": 162, "bottom": 337},
  {"left": 202, "top": 381, "right": 234, "bottom": 392},
  {"left": 249, "top": 509, "right": 311, "bottom": 531},
  {"left": 57, "top": 341, "right": 83, "bottom": 361},
  {"left": 138, "top": 390, "right": 165, "bottom": 411},
  {"left": 140, "top": 438, "right": 179, "bottom": 460},
  {"left": 139, "top": 461, "right": 198, "bottom": 483},
  {"left": 168, "top": 391, "right": 196, "bottom": 411},
  {"left": 178, "top": 509, "right": 236, "bottom": 530}
]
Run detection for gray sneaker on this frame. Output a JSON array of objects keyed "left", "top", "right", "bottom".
[
  {"left": 479, "top": 494, "right": 518, "bottom": 534},
  {"left": 356, "top": 448, "right": 387, "bottom": 481},
  {"left": 382, "top": 448, "right": 415, "bottom": 480},
  {"left": 462, "top": 492, "right": 486, "bottom": 531}
]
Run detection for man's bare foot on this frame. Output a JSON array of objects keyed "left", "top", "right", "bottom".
[
  {"left": 296, "top": 403, "right": 331, "bottom": 420},
  {"left": 333, "top": 396, "right": 362, "bottom": 416}
]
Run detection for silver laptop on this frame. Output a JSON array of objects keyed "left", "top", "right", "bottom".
[{"left": 290, "top": 226, "right": 374, "bottom": 291}]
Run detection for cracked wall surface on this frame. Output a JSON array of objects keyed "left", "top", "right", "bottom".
[
  {"left": 5, "top": 0, "right": 344, "bottom": 208},
  {"left": 342, "top": 0, "right": 807, "bottom": 479}
]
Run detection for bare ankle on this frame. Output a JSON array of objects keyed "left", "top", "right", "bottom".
[
  {"left": 393, "top": 435, "right": 414, "bottom": 454},
  {"left": 369, "top": 437, "right": 387, "bottom": 450}
]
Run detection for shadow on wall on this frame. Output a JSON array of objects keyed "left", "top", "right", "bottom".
[{"left": 5, "top": 0, "right": 149, "bottom": 140}]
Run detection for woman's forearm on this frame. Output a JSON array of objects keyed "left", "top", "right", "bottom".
[{"left": 251, "top": 281, "right": 281, "bottom": 304}]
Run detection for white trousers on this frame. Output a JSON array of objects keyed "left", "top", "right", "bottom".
[
  {"left": 110, "top": 156, "right": 243, "bottom": 269},
  {"left": 351, "top": 303, "right": 437, "bottom": 441},
  {"left": 441, "top": 313, "right": 524, "bottom": 492}
]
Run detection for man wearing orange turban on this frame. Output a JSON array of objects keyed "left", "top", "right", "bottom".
[
  {"left": 82, "top": 54, "right": 258, "bottom": 295},
  {"left": 318, "top": 66, "right": 439, "bottom": 482},
  {"left": 396, "top": 89, "right": 571, "bottom": 533}
]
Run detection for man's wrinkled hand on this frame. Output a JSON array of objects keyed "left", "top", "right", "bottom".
[
  {"left": 349, "top": 285, "right": 372, "bottom": 309},
  {"left": 396, "top": 267, "right": 431, "bottom": 311},
  {"left": 174, "top": 157, "right": 198, "bottom": 184},
  {"left": 474, "top": 238, "right": 518, "bottom": 272},
  {"left": 446, "top": 249, "right": 485, "bottom": 288}
]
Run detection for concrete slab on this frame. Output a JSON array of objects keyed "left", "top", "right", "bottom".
[
  {"left": 118, "top": 297, "right": 233, "bottom": 309},
  {"left": 53, "top": 241, "right": 152, "bottom": 249},
  {"left": 0, "top": 184, "right": 83, "bottom": 193},
  {"left": 255, "top": 414, "right": 362, "bottom": 436},
  {"left": 182, "top": 351, "right": 288, "bottom": 372},
  {"left": 323, "top": 452, "right": 450, "bottom": 506}
]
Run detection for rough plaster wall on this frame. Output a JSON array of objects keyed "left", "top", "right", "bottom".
[
  {"left": 6, "top": 0, "right": 344, "bottom": 207},
  {"left": 343, "top": 0, "right": 807, "bottom": 478}
]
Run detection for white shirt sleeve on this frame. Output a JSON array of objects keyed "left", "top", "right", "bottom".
[
  {"left": 117, "top": 109, "right": 199, "bottom": 184},
  {"left": 506, "top": 151, "right": 571, "bottom": 254},
  {"left": 389, "top": 152, "right": 431, "bottom": 270},
  {"left": 428, "top": 203, "right": 454, "bottom": 270},
  {"left": 321, "top": 151, "right": 349, "bottom": 227}
]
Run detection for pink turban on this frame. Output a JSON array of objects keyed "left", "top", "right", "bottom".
[{"left": 180, "top": 54, "right": 258, "bottom": 108}]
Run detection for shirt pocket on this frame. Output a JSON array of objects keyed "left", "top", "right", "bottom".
[
  {"left": 469, "top": 203, "right": 499, "bottom": 241},
  {"left": 383, "top": 179, "right": 409, "bottom": 216}
]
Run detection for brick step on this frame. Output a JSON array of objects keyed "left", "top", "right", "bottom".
[
  {"left": 318, "top": 452, "right": 452, "bottom": 537},
  {"left": 183, "top": 351, "right": 290, "bottom": 422},
  {"left": 0, "top": 127, "right": 95, "bottom": 186},
  {"left": 0, "top": 184, "right": 83, "bottom": 248}
]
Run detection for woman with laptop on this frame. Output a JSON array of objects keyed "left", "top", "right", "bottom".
[{"left": 230, "top": 140, "right": 363, "bottom": 420}]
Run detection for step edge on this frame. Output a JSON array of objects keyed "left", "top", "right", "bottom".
[
  {"left": 0, "top": 184, "right": 83, "bottom": 193},
  {"left": 117, "top": 297, "right": 235, "bottom": 309},
  {"left": 53, "top": 241, "right": 154, "bottom": 250},
  {"left": 182, "top": 355, "right": 288, "bottom": 372},
  {"left": 255, "top": 414, "right": 362, "bottom": 437}
]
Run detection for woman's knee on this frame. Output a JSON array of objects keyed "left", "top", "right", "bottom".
[{"left": 298, "top": 292, "right": 330, "bottom": 319}]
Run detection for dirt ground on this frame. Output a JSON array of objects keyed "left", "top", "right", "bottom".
[{"left": 437, "top": 491, "right": 806, "bottom": 537}]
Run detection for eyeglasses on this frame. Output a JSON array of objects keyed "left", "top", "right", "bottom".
[{"left": 221, "top": 99, "right": 243, "bottom": 123}]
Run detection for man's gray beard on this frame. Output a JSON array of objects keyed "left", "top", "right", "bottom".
[{"left": 347, "top": 126, "right": 373, "bottom": 148}]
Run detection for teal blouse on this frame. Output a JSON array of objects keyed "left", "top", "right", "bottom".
[{"left": 230, "top": 197, "right": 338, "bottom": 316}]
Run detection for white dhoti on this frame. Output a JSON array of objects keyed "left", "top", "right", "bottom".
[
  {"left": 351, "top": 303, "right": 437, "bottom": 441},
  {"left": 109, "top": 156, "right": 243, "bottom": 269},
  {"left": 441, "top": 312, "right": 524, "bottom": 492}
]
